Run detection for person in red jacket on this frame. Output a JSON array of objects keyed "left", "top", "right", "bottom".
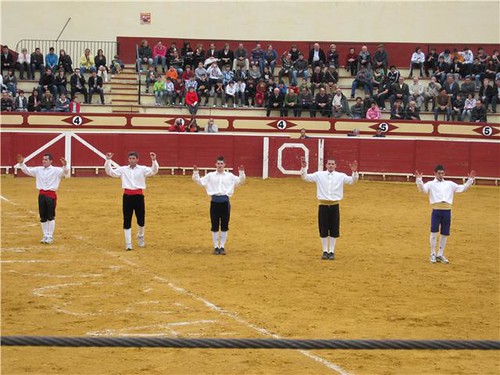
[
  {"left": 185, "top": 86, "right": 199, "bottom": 115},
  {"left": 168, "top": 118, "right": 186, "bottom": 132}
]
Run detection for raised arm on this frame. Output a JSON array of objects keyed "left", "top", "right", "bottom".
[
  {"left": 300, "top": 156, "right": 316, "bottom": 182},
  {"left": 59, "top": 156, "right": 70, "bottom": 178},
  {"left": 192, "top": 165, "right": 206, "bottom": 186},
  {"left": 235, "top": 165, "right": 246, "bottom": 185},
  {"left": 415, "top": 170, "right": 428, "bottom": 193},
  {"left": 455, "top": 170, "right": 476, "bottom": 193},
  {"left": 346, "top": 160, "right": 359, "bottom": 184},
  {"left": 104, "top": 152, "right": 122, "bottom": 178},
  {"left": 144, "top": 152, "right": 159, "bottom": 177},
  {"left": 16, "top": 154, "right": 37, "bottom": 177}
]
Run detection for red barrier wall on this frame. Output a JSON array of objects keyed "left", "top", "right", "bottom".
[
  {"left": 117, "top": 36, "right": 500, "bottom": 67},
  {"left": 3, "top": 132, "right": 499, "bottom": 182}
]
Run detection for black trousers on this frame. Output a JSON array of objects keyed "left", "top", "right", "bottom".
[
  {"left": 318, "top": 204, "right": 340, "bottom": 238},
  {"left": 123, "top": 194, "right": 145, "bottom": 229},
  {"left": 38, "top": 194, "right": 56, "bottom": 222},
  {"left": 210, "top": 201, "right": 230, "bottom": 232}
]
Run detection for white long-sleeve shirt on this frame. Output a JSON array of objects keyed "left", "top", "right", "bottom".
[
  {"left": 193, "top": 170, "right": 245, "bottom": 197},
  {"left": 416, "top": 177, "right": 474, "bottom": 205},
  {"left": 301, "top": 169, "right": 358, "bottom": 201},
  {"left": 105, "top": 159, "right": 159, "bottom": 189},
  {"left": 18, "top": 163, "right": 69, "bottom": 191}
]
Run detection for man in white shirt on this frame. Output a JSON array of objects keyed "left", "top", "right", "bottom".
[
  {"left": 16, "top": 153, "right": 69, "bottom": 244},
  {"left": 300, "top": 156, "right": 358, "bottom": 260},
  {"left": 415, "top": 165, "right": 475, "bottom": 264},
  {"left": 192, "top": 156, "right": 245, "bottom": 255},
  {"left": 105, "top": 151, "right": 159, "bottom": 251}
]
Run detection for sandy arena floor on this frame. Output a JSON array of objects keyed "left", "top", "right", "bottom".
[{"left": 1, "top": 175, "right": 499, "bottom": 375}]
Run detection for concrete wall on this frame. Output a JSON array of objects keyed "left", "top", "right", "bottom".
[{"left": 2, "top": 0, "right": 499, "bottom": 50}]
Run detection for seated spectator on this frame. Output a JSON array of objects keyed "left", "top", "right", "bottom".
[
  {"left": 438, "top": 49, "right": 452, "bottom": 65},
  {"left": 212, "top": 79, "right": 226, "bottom": 108},
  {"left": 351, "top": 66, "right": 373, "bottom": 98},
  {"left": 347, "top": 128, "right": 360, "bottom": 137},
  {"left": 167, "top": 42, "right": 178, "bottom": 67},
  {"left": 433, "top": 56, "right": 450, "bottom": 85},
  {"left": 197, "top": 74, "right": 210, "bottom": 106},
  {"left": 88, "top": 70, "right": 105, "bottom": 104},
  {"left": 207, "top": 61, "right": 222, "bottom": 89},
  {"left": 40, "top": 90, "right": 55, "bottom": 112},
  {"left": 250, "top": 43, "right": 265, "bottom": 73},
  {"left": 17, "top": 48, "right": 31, "bottom": 80},
  {"left": 225, "top": 80, "right": 237, "bottom": 108},
  {"left": 434, "top": 89, "right": 451, "bottom": 121},
  {"left": 390, "top": 77, "right": 409, "bottom": 109},
  {"left": 235, "top": 78, "right": 246, "bottom": 107},
  {"left": 283, "top": 88, "right": 299, "bottom": 117},
  {"left": 186, "top": 118, "right": 201, "bottom": 132},
  {"left": 329, "top": 88, "right": 348, "bottom": 119},
  {"left": 164, "top": 77, "right": 175, "bottom": 106},
  {"left": 424, "top": 76, "right": 442, "bottom": 111},
  {"left": 45, "top": 47, "right": 58, "bottom": 72},
  {"left": 424, "top": 47, "right": 438, "bottom": 77},
  {"left": 345, "top": 47, "right": 358, "bottom": 76},
  {"left": 299, "top": 128, "right": 310, "bottom": 139},
  {"left": 373, "top": 44, "right": 389, "bottom": 75},
  {"left": 387, "top": 65, "right": 401, "bottom": 85},
  {"left": 30, "top": 47, "right": 45, "bottom": 81},
  {"left": 58, "top": 49, "right": 73, "bottom": 75},
  {"left": 409, "top": 76, "right": 424, "bottom": 109},
  {"left": 263, "top": 44, "right": 278, "bottom": 75},
  {"left": 110, "top": 54, "right": 124, "bottom": 75},
  {"left": 349, "top": 97, "right": 364, "bottom": 119},
  {"left": 153, "top": 75, "right": 165, "bottom": 106},
  {"left": 373, "top": 129, "right": 386, "bottom": 137},
  {"left": 471, "top": 58, "right": 485, "bottom": 89},
  {"left": 390, "top": 100, "right": 405, "bottom": 120},
  {"left": 180, "top": 42, "right": 194, "bottom": 68},
  {"left": 233, "top": 43, "right": 249, "bottom": 72},
  {"left": 28, "top": 89, "right": 42, "bottom": 112},
  {"left": 297, "top": 86, "right": 313, "bottom": 117},
  {"left": 172, "top": 77, "right": 185, "bottom": 105},
  {"left": 204, "top": 118, "right": 219, "bottom": 133},
  {"left": 261, "top": 65, "right": 272, "bottom": 82},
  {"left": 471, "top": 99, "right": 487, "bottom": 122},
  {"left": 313, "top": 86, "right": 330, "bottom": 117},
  {"left": 54, "top": 69, "right": 68, "bottom": 96},
  {"left": 374, "top": 77, "right": 391, "bottom": 110},
  {"left": 166, "top": 66, "right": 178, "bottom": 82},
  {"left": 95, "top": 49, "right": 109, "bottom": 82},
  {"left": 222, "top": 64, "right": 234, "bottom": 85},
  {"left": 37, "top": 67, "right": 57, "bottom": 98},
  {"left": 461, "top": 93, "right": 476, "bottom": 121},
  {"left": 289, "top": 44, "right": 301, "bottom": 62},
  {"left": 1, "top": 45, "right": 15, "bottom": 76},
  {"left": 371, "top": 67, "right": 385, "bottom": 88},
  {"left": 409, "top": 47, "right": 425, "bottom": 78},
  {"left": 195, "top": 61, "right": 207, "bottom": 80},
  {"left": 69, "top": 95, "right": 81, "bottom": 113},
  {"left": 70, "top": 68, "right": 89, "bottom": 103},
  {"left": 308, "top": 43, "right": 326, "bottom": 70},
  {"left": 405, "top": 100, "right": 421, "bottom": 120},
  {"left": 1, "top": 90, "right": 13, "bottom": 112},
  {"left": 451, "top": 93, "right": 465, "bottom": 121},
  {"left": 80, "top": 48, "right": 96, "bottom": 74},
  {"left": 266, "top": 87, "right": 284, "bottom": 117},
  {"left": 145, "top": 65, "right": 158, "bottom": 93},
  {"left": 366, "top": 101, "right": 381, "bottom": 120},
  {"left": 185, "top": 85, "right": 199, "bottom": 115},
  {"left": 192, "top": 43, "right": 205, "bottom": 68},
  {"left": 245, "top": 78, "right": 256, "bottom": 107},
  {"left": 218, "top": 43, "right": 234, "bottom": 68},
  {"left": 205, "top": 43, "right": 218, "bottom": 61},
  {"left": 255, "top": 79, "right": 267, "bottom": 107},
  {"left": 458, "top": 47, "right": 474, "bottom": 78},
  {"left": 323, "top": 65, "right": 339, "bottom": 94},
  {"left": 492, "top": 79, "right": 500, "bottom": 113},
  {"left": 310, "top": 66, "right": 324, "bottom": 95},
  {"left": 460, "top": 76, "right": 476, "bottom": 97},
  {"left": 153, "top": 41, "right": 167, "bottom": 73},
  {"left": 55, "top": 92, "right": 70, "bottom": 112},
  {"left": 137, "top": 39, "right": 153, "bottom": 72},
  {"left": 235, "top": 65, "right": 248, "bottom": 82},
  {"left": 14, "top": 90, "right": 28, "bottom": 112},
  {"left": 169, "top": 51, "right": 184, "bottom": 76},
  {"left": 292, "top": 53, "right": 309, "bottom": 86},
  {"left": 169, "top": 118, "right": 186, "bottom": 132},
  {"left": 327, "top": 43, "right": 340, "bottom": 68},
  {"left": 278, "top": 52, "right": 294, "bottom": 84},
  {"left": 478, "top": 78, "right": 495, "bottom": 112},
  {"left": 182, "top": 65, "right": 195, "bottom": 85},
  {"left": 3, "top": 69, "right": 17, "bottom": 97},
  {"left": 363, "top": 94, "right": 373, "bottom": 117},
  {"left": 357, "top": 45, "right": 371, "bottom": 71}
]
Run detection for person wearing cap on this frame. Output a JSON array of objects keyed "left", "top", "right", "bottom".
[
  {"left": 415, "top": 165, "right": 475, "bottom": 264},
  {"left": 192, "top": 156, "right": 245, "bottom": 255},
  {"left": 373, "top": 44, "right": 389, "bottom": 75},
  {"left": 300, "top": 156, "right": 358, "bottom": 260},
  {"left": 105, "top": 151, "right": 158, "bottom": 251}
]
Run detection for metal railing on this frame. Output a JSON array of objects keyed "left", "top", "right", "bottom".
[
  {"left": 136, "top": 44, "right": 142, "bottom": 104},
  {"left": 14, "top": 39, "right": 118, "bottom": 70}
]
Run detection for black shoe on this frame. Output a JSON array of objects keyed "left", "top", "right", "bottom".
[
  {"left": 328, "top": 252, "right": 335, "bottom": 260},
  {"left": 213, "top": 248, "right": 220, "bottom": 255},
  {"left": 219, "top": 247, "right": 226, "bottom": 255},
  {"left": 321, "top": 251, "right": 328, "bottom": 260}
]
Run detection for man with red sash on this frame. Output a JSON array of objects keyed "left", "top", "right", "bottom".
[
  {"left": 105, "top": 151, "right": 158, "bottom": 251},
  {"left": 16, "top": 153, "right": 69, "bottom": 244}
]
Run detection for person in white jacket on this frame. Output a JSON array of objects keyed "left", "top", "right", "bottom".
[
  {"left": 16, "top": 153, "right": 69, "bottom": 244},
  {"left": 192, "top": 156, "right": 245, "bottom": 255},
  {"left": 415, "top": 165, "right": 475, "bottom": 264},
  {"left": 300, "top": 156, "right": 358, "bottom": 260},
  {"left": 105, "top": 151, "right": 158, "bottom": 251}
]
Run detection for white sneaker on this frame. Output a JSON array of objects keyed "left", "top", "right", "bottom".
[
  {"left": 45, "top": 236, "right": 53, "bottom": 244},
  {"left": 436, "top": 255, "right": 449, "bottom": 264},
  {"left": 138, "top": 235, "right": 145, "bottom": 247},
  {"left": 40, "top": 236, "right": 48, "bottom": 244},
  {"left": 430, "top": 254, "right": 436, "bottom": 263},
  {"left": 125, "top": 243, "right": 133, "bottom": 251}
]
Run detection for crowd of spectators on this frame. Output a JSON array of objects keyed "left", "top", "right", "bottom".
[{"left": 2, "top": 42, "right": 499, "bottom": 122}]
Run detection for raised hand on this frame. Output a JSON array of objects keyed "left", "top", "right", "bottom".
[
  {"left": 350, "top": 160, "right": 358, "bottom": 172},
  {"left": 105, "top": 152, "right": 113, "bottom": 160},
  {"left": 468, "top": 170, "right": 476, "bottom": 179},
  {"left": 300, "top": 156, "right": 307, "bottom": 168},
  {"left": 238, "top": 165, "right": 245, "bottom": 172},
  {"left": 415, "top": 170, "right": 423, "bottom": 179},
  {"left": 193, "top": 165, "right": 198, "bottom": 172},
  {"left": 150, "top": 152, "right": 157, "bottom": 161},
  {"left": 16, "top": 154, "right": 24, "bottom": 164},
  {"left": 60, "top": 157, "right": 67, "bottom": 166}
]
